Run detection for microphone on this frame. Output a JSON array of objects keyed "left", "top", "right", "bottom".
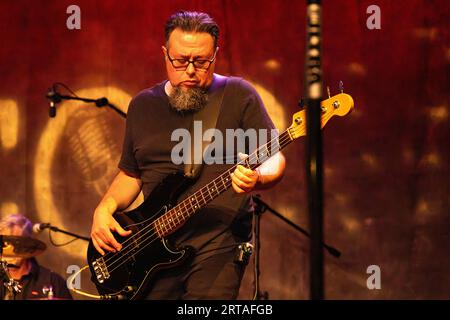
[
  {"left": 32, "top": 223, "right": 51, "bottom": 233},
  {"left": 46, "top": 87, "right": 61, "bottom": 118}
]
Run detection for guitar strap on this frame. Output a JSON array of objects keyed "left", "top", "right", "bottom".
[{"left": 184, "top": 75, "right": 228, "bottom": 180}]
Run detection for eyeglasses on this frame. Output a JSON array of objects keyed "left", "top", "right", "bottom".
[{"left": 166, "top": 49, "right": 217, "bottom": 71}]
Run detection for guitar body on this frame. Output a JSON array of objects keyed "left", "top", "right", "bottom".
[{"left": 87, "top": 172, "right": 195, "bottom": 300}]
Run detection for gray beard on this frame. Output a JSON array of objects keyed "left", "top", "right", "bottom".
[{"left": 168, "top": 86, "right": 208, "bottom": 112}]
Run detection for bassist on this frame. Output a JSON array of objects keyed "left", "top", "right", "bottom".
[{"left": 90, "top": 10, "right": 285, "bottom": 300}]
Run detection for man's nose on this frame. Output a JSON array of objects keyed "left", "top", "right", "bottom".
[{"left": 185, "top": 62, "right": 196, "bottom": 76}]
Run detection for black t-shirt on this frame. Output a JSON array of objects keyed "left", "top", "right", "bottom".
[
  {"left": 119, "top": 75, "right": 275, "bottom": 253},
  {"left": 0, "top": 258, "right": 73, "bottom": 300}
]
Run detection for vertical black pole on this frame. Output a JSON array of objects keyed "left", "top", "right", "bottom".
[{"left": 305, "top": 0, "right": 324, "bottom": 300}]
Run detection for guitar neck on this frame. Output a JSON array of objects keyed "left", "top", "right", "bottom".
[
  {"left": 154, "top": 129, "right": 294, "bottom": 237},
  {"left": 153, "top": 92, "right": 355, "bottom": 237}
]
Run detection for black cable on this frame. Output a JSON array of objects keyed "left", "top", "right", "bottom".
[
  {"left": 53, "top": 82, "right": 79, "bottom": 98},
  {"left": 48, "top": 229, "right": 79, "bottom": 247}
]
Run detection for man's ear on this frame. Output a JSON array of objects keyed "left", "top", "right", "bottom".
[{"left": 162, "top": 46, "right": 167, "bottom": 59}]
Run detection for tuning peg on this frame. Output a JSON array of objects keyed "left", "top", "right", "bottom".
[
  {"left": 327, "top": 86, "right": 331, "bottom": 99},
  {"left": 339, "top": 81, "right": 344, "bottom": 93}
]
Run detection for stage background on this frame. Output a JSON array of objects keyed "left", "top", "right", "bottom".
[{"left": 0, "top": 0, "right": 448, "bottom": 299}]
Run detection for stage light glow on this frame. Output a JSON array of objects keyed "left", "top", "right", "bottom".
[
  {"left": 402, "top": 147, "right": 414, "bottom": 166},
  {"left": 324, "top": 165, "right": 334, "bottom": 177},
  {"left": 416, "top": 198, "right": 429, "bottom": 215},
  {"left": 342, "top": 216, "right": 360, "bottom": 233},
  {"left": 334, "top": 193, "right": 349, "bottom": 206},
  {"left": 413, "top": 27, "right": 438, "bottom": 41},
  {"left": 364, "top": 218, "right": 374, "bottom": 227},
  {"left": 275, "top": 204, "right": 304, "bottom": 223},
  {"left": 0, "top": 99, "right": 19, "bottom": 150},
  {"left": 0, "top": 202, "right": 19, "bottom": 219},
  {"left": 33, "top": 86, "right": 132, "bottom": 260},
  {"left": 250, "top": 82, "right": 286, "bottom": 131},
  {"left": 347, "top": 62, "right": 367, "bottom": 77},
  {"left": 420, "top": 152, "right": 441, "bottom": 168},
  {"left": 361, "top": 153, "right": 379, "bottom": 170},
  {"left": 428, "top": 105, "right": 448, "bottom": 123},
  {"left": 264, "top": 59, "right": 281, "bottom": 72},
  {"left": 65, "top": 107, "right": 121, "bottom": 196}
]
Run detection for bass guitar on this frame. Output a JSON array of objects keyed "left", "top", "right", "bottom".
[{"left": 86, "top": 93, "right": 354, "bottom": 299}]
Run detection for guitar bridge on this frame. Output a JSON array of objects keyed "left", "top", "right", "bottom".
[{"left": 92, "top": 257, "right": 110, "bottom": 283}]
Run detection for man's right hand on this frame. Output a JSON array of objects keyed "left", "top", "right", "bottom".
[
  {"left": 91, "top": 204, "right": 132, "bottom": 256},
  {"left": 90, "top": 170, "right": 141, "bottom": 255}
]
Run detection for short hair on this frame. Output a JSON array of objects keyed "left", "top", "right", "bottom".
[
  {"left": 0, "top": 214, "right": 33, "bottom": 237},
  {"left": 165, "top": 11, "right": 219, "bottom": 49}
]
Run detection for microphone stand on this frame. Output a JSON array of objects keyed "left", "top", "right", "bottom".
[
  {"left": 47, "top": 88, "right": 126, "bottom": 119},
  {"left": 305, "top": 0, "right": 324, "bottom": 300},
  {"left": 252, "top": 197, "right": 268, "bottom": 300},
  {"left": 251, "top": 195, "right": 341, "bottom": 300},
  {"left": 46, "top": 225, "right": 90, "bottom": 242}
]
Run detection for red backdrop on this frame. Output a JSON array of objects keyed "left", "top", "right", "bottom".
[{"left": 0, "top": 0, "right": 448, "bottom": 299}]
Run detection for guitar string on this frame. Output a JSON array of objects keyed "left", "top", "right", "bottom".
[
  {"left": 99, "top": 109, "right": 334, "bottom": 272},
  {"left": 103, "top": 109, "right": 335, "bottom": 275},
  {"left": 103, "top": 132, "right": 296, "bottom": 273},
  {"left": 99, "top": 130, "right": 293, "bottom": 267}
]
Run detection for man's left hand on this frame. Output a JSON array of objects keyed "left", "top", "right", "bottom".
[{"left": 231, "top": 153, "right": 260, "bottom": 193}]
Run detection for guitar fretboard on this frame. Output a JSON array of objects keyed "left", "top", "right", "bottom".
[{"left": 153, "top": 129, "right": 294, "bottom": 237}]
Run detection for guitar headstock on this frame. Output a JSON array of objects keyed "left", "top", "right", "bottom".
[{"left": 288, "top": 93, "right": 354, "bottom": 140}]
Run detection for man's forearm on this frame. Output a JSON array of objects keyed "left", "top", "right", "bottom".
[
  {"left": 96, "top": 170, "right": 142, "bottom": 213},
  {"left": 254, "top": 152, "right": 286, "bottom": 190}
]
